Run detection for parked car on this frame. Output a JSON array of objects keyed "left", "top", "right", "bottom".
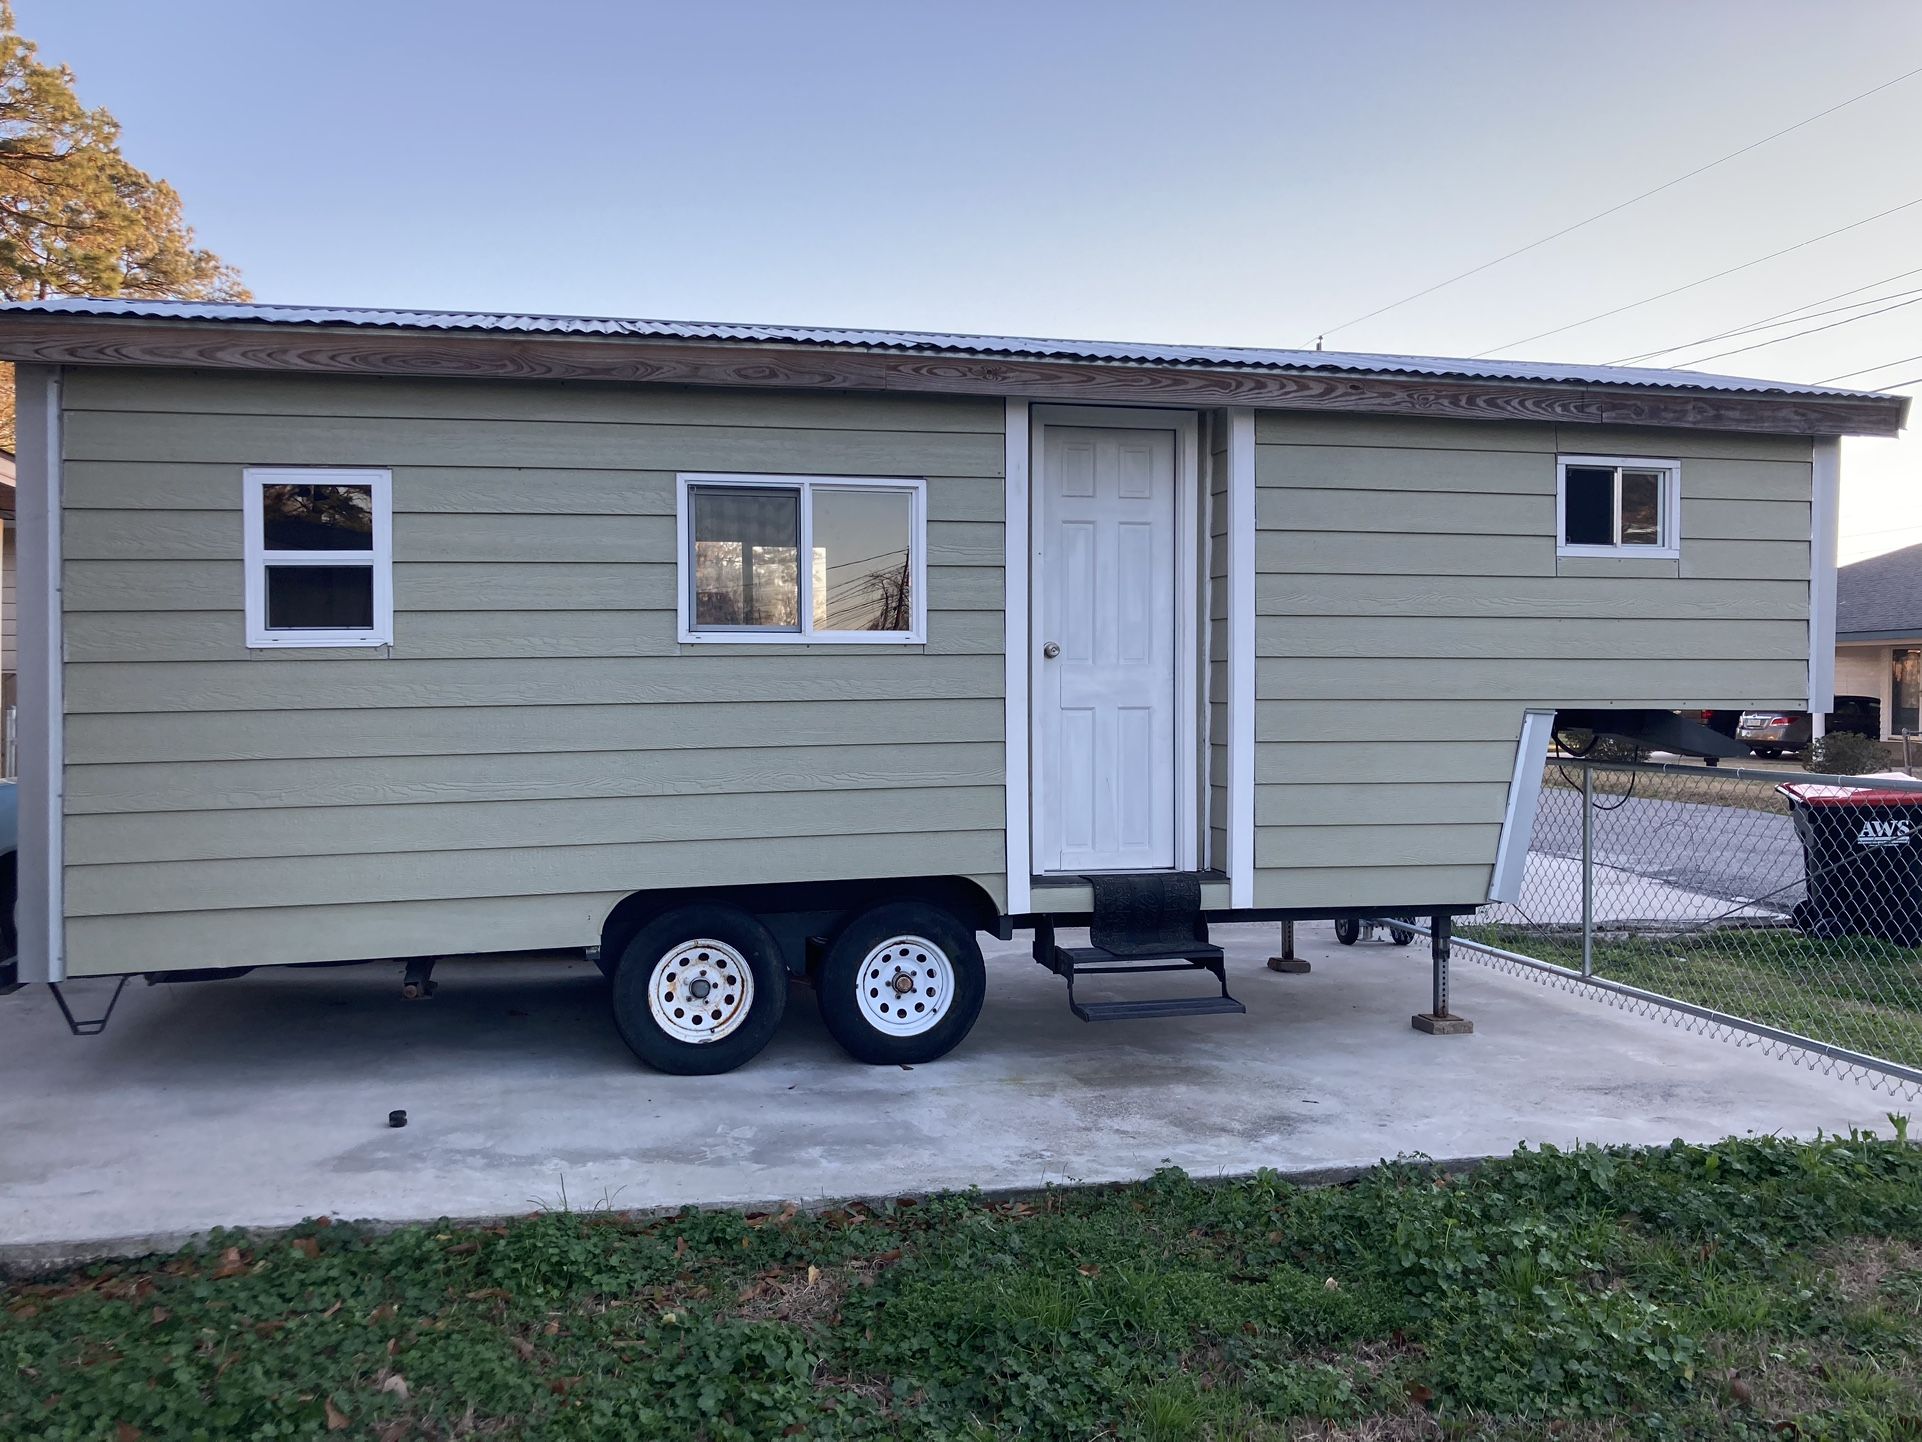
[{"left": 1737, "top": 695, "right": 1880, "bottom": 757}]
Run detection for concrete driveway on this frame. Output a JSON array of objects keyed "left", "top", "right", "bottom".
[{"left": 0, "top": 923, "right": 1895, "bottom": 1267}]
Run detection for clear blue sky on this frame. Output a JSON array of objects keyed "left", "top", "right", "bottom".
[{"left": 24, "top": 0, "right": 1922, "bottom": 556}]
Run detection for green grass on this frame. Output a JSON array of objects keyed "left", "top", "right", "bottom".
[
  {"left": 1463, "top": 923, "right": 1922, "bottom": 1068},
  {"left": 1542, "top": 764, "right": 1788, "bottom": 814},
  {"left": 6, "top": 1133, "right": 1922, "bottom": 1440}
]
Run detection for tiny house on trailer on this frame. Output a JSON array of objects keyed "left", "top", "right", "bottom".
[{"left": 0, "top": 299, "right": 1905, "bottom": 1072}]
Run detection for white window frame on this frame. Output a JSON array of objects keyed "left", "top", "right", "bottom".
[
  {"left": 243, "top": 466, "right": 394, "bottom": 648},
  {"left": 676, "top": 473, "right": 927, "bottom": 644},
  {"left": 1556, "top": 454, "right": 1682, "bottom": 559}
]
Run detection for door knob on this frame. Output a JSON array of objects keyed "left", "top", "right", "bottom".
[{"left": 1042, "top": 641, "right": 1061, "bottom": 659}]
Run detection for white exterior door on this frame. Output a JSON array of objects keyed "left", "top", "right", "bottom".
[{"left": 1033, "top": 424, "right": 1179, "bottom": 873}]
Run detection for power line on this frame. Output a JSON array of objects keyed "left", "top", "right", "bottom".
[
  {"left": 1473, "top": 194, "right": 1922, "bottom": 356},
  {"left": 1819, "top": 352, "right": 1922, "bottom": 384},
  {"left": 1316, "top": 62, "right": 1922, "bottom": 343},
  {"left": 1608, "top": 268, "right": 1922, "bottom": 364},
  {"left": 1871, "top": 373, "right": 1922, "bottom": 391},
  {"left": 1665, "top": 292, "right": 1922, "bottom": 369}
]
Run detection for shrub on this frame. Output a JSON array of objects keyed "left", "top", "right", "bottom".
[{"left": 1804, "top": 730, "right": 1895, "bottom": 776}]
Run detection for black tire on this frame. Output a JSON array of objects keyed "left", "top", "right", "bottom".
[
  {"left": 609, "top": 904, "right": 788, "bottom": 1075},
  {"left": 817, "top": 900, "right": 986, "bottom": 1065},
  {"left": 1387, "top": 920, "right": 1416, "bottom": 946},
  {"left": 1334, "top": 917, "right": 1360, "bottom": 946}
]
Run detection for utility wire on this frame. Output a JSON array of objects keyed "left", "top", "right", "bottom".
[
  {"left": 1608, "top": 268, "right": 1922, "bottom": 364},
  {"left": 1664, "top": 292, "right": 1922, "bottom": 369},
  {"left": 1872, "top": 373, "right": 1922, "bottom": 391},
  {"left": 1819, "top": 352, "right": 1922, "bottom": 384},
  {"left": 1315, "top": 63, "right": 1922, "bottom": 343},
  {"left": 1473, "top": 194, "right": 1922, "bottom": 356}
]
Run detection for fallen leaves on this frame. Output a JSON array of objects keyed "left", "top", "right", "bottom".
[
  {"left": 378, "top": 1373, "right": 410, "bottom": 1400},
  {"left": 211, "top": 1248, "right": 251, "bottom": 1280},
  {"left": 289, "top": 1237, "right": 320, "bottom": 1260},
  {"left": 323, "top": 1397, "right": 351, "bottom": 1431}
]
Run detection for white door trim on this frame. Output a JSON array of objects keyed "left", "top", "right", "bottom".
[
  {"left": 1226, "top": 407, "right": 1256, "bottom": 908},
  {"left": 1003, "top": 400, "right": 1033, "bottom": 914},
  {"left": 1028, "top": 404, "right": 1201, "bottom": 876}
]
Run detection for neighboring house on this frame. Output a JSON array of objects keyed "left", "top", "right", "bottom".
[
  {"left": 1835, "top": 539, "right": 1922, "bottom": 739},
  {"left": 0, "top": 298, "right": 1903, "bottom": 1072}
]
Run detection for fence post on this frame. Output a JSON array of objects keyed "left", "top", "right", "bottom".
[{"left": 1580, "top": 762, "right": 1595, "bottom": 978}]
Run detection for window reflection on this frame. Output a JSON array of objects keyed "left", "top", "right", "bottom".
[
  {"left": 262, "top": 484, "right": 374, "bottom": 551},
  {"left": 691, "top": 488, "right": 800, "bottom": 627},
  {"left": 1619, "top": 470, "right": 1662, "bottom": 546},
  {"left": 813, "top": 488, "right": 913, "bottom": 632}
]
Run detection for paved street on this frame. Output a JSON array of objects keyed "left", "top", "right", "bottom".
[{"left": 1529, "top": 784, "right": 1805, "bottom": 917}]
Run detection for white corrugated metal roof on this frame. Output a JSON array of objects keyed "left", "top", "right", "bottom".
[{"left": 0, "top": 296, "right": 1894, "bottom": 402}]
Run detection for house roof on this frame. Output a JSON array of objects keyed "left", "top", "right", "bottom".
[
  {"left": 0, "top": 297, "right": 1898, "bottom": 403},
  {"left": 1837, "top": 541, "right": 1922, "bottom": 640},
  {"left": 0, "top": 298, "right": 1905, "bottom": 437}
]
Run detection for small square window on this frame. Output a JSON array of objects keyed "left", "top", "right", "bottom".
[
  {"left": 679, "top": 475, "right": 925, "bottom": 643},
  {"left": 1557, "top": 457, "right": 1679, "bottom": 558},
  {"left": 244, "top": 468, "right": 393, "bottom": 647}
]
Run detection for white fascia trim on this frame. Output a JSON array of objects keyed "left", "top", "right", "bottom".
[
  {"left": 1489, "top": 708, "right": 1556, "bottom": 904},
  {"left": 1809, "top": 438, "right": 1841, "bottom": 713},
  {"left": 1226, "top": 407, "right": 1256, "bottom": 908},
  {"left": 1003, "top": 400, "right": 1032, "bottom": 915},
  {"left": 15, "top": 366, "right": 63, "bottom": 982}
]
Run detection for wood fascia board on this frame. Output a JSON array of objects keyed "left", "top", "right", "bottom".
[{"left": 0, "top": 316, "right": 1904, "bottom": 437}]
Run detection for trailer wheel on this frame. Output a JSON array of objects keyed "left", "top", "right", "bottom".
[
  {"left": 1334, "top": 917, "right": 1360, "bottom": 946},
  {"left": 1387, "top": 920, "right": 1416, "bottom": 946},
  {"left": 609, "top": 905, "right": 788, "bottom": 1075},
  {"left": 817, "top": 900, "right": 986, "bottom": 1065}
]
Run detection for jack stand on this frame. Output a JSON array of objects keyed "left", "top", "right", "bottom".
[
  {"left": 1266, "top": 920, "right": 1310, "bottom": 974},
  {"left": 1412, "top": 914, "right": 1472, "bottom": 1034},
  {"left": 1414, "top": 919, "right": 1468, "bottom": 1030},
  {"left": 49, "top": 976, "right": 132, "bottom": 1036},
  {"left": 401, "top": 957, "right": 439, "bottom": 1000}
]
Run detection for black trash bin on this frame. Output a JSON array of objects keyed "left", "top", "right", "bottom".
[{"left": 1779, "top": 780, "right": 1922, "bottom": 945}]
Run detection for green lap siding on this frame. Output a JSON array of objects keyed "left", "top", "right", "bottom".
[
  {"left": 53, "top": 366, "right": 1826, "bottom": 969},
  {"left": 1252, "top": 412, "right": 1813, "bottom": 910},
  {"left": 57, "top": 369, "right": 1009, "bottom": 974}
]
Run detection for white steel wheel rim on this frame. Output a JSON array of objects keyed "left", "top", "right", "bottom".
[
  {"left": 647, "top": 939, "right": 754, "bottom": 1045},
  {"left": 857, "top": 935, "right": 955, "bottom": 1037}
]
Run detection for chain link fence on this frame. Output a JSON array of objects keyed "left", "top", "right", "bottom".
[{"left": 1457, "top": 757, "right": 1922, "bottom": 1102}]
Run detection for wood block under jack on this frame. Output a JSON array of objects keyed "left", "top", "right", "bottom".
[
  {"left": 1266, "top": 920, "right": 1305, "bottom": 972},
  {"left": 1411, "top": 1012, "right": 1474, "bottom": 1035}
]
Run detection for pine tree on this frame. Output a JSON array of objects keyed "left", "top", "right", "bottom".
[{"left": 0, "top": 0, "right": 247, "bottom": 443}]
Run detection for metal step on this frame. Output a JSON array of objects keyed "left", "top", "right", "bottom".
[
  {"left": 1071, "top": 994, "right": 1247, "bottom": 1023},
  {"left": 1054, "top": 943, "right": 1224, "bottom": 971}
]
